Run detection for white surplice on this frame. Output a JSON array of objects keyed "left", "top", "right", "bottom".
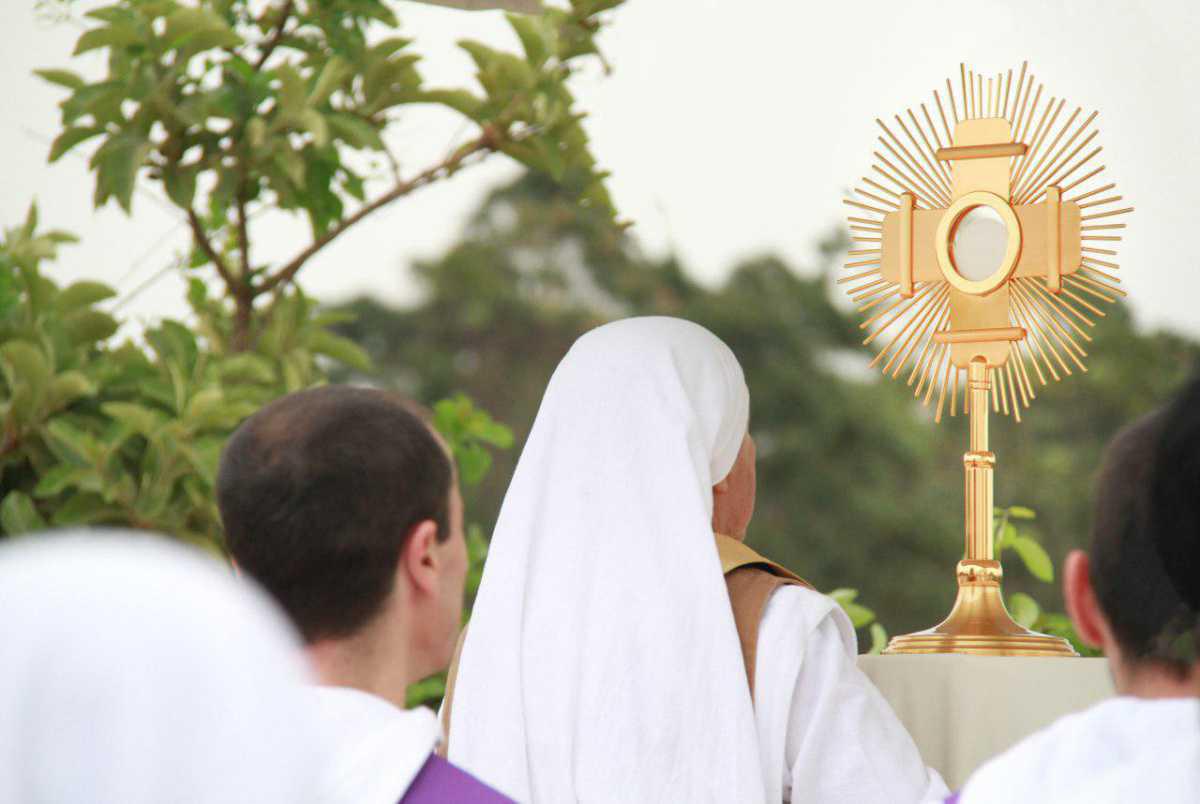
[
  {"left": 310, "top": 687, "right": 441, "bottom": 804},
  {"left": 755, "top": 584, "right": 948, "bottom": 804},
  {"left": 955, "top": 696, "right": 1200, "bottom": 804}
]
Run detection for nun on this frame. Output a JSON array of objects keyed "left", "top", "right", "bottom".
[
  {"left": 444, "top": 317, "right": 946, "bottom": 803},
  {"left": 0, "top": 530, "right": 321, "bottom": 804}
]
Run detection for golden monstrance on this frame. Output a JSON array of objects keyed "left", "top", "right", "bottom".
[{"left": 842, "top": 63, "right": 1132, "bottom": 656}]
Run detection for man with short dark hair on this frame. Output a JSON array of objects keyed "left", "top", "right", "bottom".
[
  {"left": 219, "top": 386, "right": 511, "bottom": 803},
  {"left": 949, "top": 377, "right": 1200, "bottom": 804}
]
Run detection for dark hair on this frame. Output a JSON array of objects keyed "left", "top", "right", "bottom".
[
  {"left": 218, "top": 386, "right": 452, "bottom": 643},
  {"left": 1090, "top": 375, "right": 1200, "bottom": 669}
]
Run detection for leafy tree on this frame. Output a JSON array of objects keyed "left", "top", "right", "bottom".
[
  {"left": 0, "top": 207, "right": 352, "bottom": 544},
  {"left": 3, "top": 0, "right": 623, "bottom": 547},
  {"left": 39, "top": 0, "right": 620, "bottom": 349}
]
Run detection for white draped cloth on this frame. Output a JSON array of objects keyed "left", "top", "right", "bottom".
[
  {"left": 0, "top": 530, "right": 321, "bottom": 804},
  {"left": 310, "top": 686, "right": 441, "bottom": 804},
  {"left": 954, "top": 696, "right": 1200, "bottom": 804},
  {"left": 757, "top": 586, "right": 946, "bottom": 803},
  {"left": 448, "top": 316, "right": 944, "bottom": 803}
]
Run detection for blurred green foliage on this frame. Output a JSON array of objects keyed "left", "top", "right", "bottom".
[
  {"left": 995, "top": 504, "right": 1101, "bottom": 656},
  {"left": 331, "top": 171, "right": 1200, "bottom": 645},
  {"left": 0, "top": 207, "right": 366, "bottom": 546}
]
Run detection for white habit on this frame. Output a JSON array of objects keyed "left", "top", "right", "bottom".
[
  {"left": 955, "top": 696, "right": 1200, "bottom": 804},
  {"left": 448, "top": 316, "right": 944, "bottom": 803},
  {"left": 756, "top": 584, "right": 947, "bottom": 803}
]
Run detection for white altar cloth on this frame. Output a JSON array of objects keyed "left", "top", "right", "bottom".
[{"left": 857, "top": 654, "right": 1114, "bottom": 789}]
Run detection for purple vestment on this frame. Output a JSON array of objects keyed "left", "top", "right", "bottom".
[{"left": 400, "top": 754, "right": 514, "bottom": 803}]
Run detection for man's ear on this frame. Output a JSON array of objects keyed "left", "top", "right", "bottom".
[
  {"left": 400, "top": 519, "right": 441, "bottom": 597},
  {"left": 1063, "top": 549, "right": 1107, "bottom": 649}
]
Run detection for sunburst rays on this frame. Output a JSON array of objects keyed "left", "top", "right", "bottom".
[{"left": 841, "top": 62, "right": 1132, "bottom": 422}]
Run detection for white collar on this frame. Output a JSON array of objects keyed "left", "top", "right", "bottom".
[{"left": 311, "top": 686, "right": 440, "bottom": 804}]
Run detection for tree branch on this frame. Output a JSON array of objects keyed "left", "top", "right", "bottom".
[
  {"left": 186, "top": 208, "right": 237, "bottom": 289},
  {"left": 260, "top": 132, "right": 498, "bottom": 293},
  {"left": 254, "top": 0, "right": 296, "bottom": 71},
  {"left": 236, "top": 195, "right": 251, "bottom": 277}
]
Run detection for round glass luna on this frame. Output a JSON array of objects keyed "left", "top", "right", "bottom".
[{"left": 935, "top": 191, "right": 1022, "bottom": 296}]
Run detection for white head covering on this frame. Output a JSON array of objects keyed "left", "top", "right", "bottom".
[
  {"left": 449, "top": 316, "right": 765, "bottom": 802},
  {"left": 0, "top": 530, "right": 321, "bottom": 804}
]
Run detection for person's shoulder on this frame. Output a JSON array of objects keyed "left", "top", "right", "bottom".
[
  {"left": 401, "top": 754, "right": 515, "bottom": 803},
  {"left": 956, "top": 698, "right": 1145, "bottom": 804},
  {"left": 762, "top": 582, "right": 855, "bottom": 647}
]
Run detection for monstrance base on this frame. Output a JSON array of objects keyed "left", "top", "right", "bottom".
[{"left": 883, "top": 562, "right": 1077, "bottom": 657}]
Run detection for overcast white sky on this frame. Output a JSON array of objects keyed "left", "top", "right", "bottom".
[{"left": 2, "top": 0, "right": 1197, "bottom": 336}]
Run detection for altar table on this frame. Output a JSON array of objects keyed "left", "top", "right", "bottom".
[{"left": 857, "top": 654, "right": 1114, "bottom": 789}]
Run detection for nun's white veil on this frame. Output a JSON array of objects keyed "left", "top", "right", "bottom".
[
  {"left": 449, "top": 317, "right": 766, "bottom": 802},
  {"left": 0, "top": 530, "right": 320, "bottom": 803}
]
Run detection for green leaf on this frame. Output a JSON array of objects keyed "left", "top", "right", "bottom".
[
  {"left": 0, "top": 340, "right": 51, "bottom": 390},
  {"left": 164, "top": 7, "right": 242, "bottom": 51},
  {"left": 839, "top": 600, "right": 876, "bottom": 629},
  {"left": 60, "top": 81, "right": 124, "bottom": 126},
  {"left": 994, "top": 520, "right": 1017, "bottom": 554},
  {"left": 0, "top": 491, "right": 47, "bottom": 536},
  {"left": 508, "top": 14, "right": 551, "bottom": 67},
  {"left": 475, "top": 420, "right": 514, "bottom": 448},
  {"left": 457, "top": 442, "right": 493, "bottom": 486},
  {"left": 1007, "top": 592, "right": 1041, "bottom": 629},
  {"left": 49, "top": 371, "right": 98, "bottom": 409},
  {"left": 406, "top": 674, "right": 446, "bottom": 709},
  {"left": 91, "top": 133, "right": 151, "bottom": 212},
  {"left": 43, "top": 418, "right": 99, "bottom": 465},
  {"left": 308, "top": 330, "right": 372, "bottom": 372},
  {"left": 49, "top": 491, "right": 123, "bottom": 528},
  {"left": 73, "top": 24, "right": 140, "bottom": 56},
  {"left": 84, "top": 5, "right": 135, "bottom": 25},
  {"left": 419, "top": 89, "right": 485, "bottom": 120},
  {"left": 309, "top": 56, "right": 351, "bottom": 107},
  {"left": 300, "top": 109, "right": 330, "bottom": 147},
  {"left": 101, "top": 401, "right": 167, "bottom": 437},
  {"left": 49, "top": 126, "right": 105, "bottom": 163},
  {"left": 217, "top": 353, "right": 277, "bottom": 385},
  {"left": 246, "top": 117, "right": 267, "bottom": 149},
  {"left": 276, "top": 65, "right": 307, "bottom": 122},
  {"left": 327, "top": 114, "right": 386, "bottom": 150},
  {"left": 35, "top": 68, "right": 86, "bottom": 91},
  {"left": 64, "top": 309, "right": 119, "bottom": 345},
  {"left": 827, "top": 587, "right": 858, "bottom": 605},
  {"left": 868, "top": 623, "right": 888, "bottom": 655},
  {"left": 34, "top": 464, "right": 99, "bottom": 498},
  {"left": 57, "top": 280, "right": 116, "bottom": 313},
  {"left": 1008, "top": 505, "right": 1037, "bottom": 520},
  {"left": 164, "top": 164, "right": 198, "bottom": 208},
  {"left": 1010, "top": 535, "right": 1054, "bottom": 583},
  {"left": 0, "top": 341, "right": 52, "bottom": 423}
]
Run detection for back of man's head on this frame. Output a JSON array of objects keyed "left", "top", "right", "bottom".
[
  {"left": 1089, "top": 375, "right": 1200, "bottom": 674},
  {"left": 217, "top": 386, "right": 453, "bottom": 644}
]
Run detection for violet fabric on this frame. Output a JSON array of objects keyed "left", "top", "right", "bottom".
[
  {"left": 400, "top": 754, "right": 514, "bottom": 803},
  {"left": 945, "top": 794, "right": 961, "bottom": 804}
]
